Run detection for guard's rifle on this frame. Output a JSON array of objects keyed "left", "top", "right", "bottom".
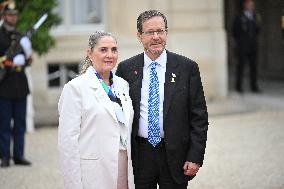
[{"left": 0, "top": 13, "right": 48, "bottom": 81}]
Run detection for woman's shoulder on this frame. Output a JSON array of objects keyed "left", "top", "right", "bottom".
[{"left": 63, "top": 73, "right": 86, "bottom": 90}]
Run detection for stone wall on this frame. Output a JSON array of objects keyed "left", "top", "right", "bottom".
[{"left": 32, "top": 0, "right": 227, "bottom": 125}]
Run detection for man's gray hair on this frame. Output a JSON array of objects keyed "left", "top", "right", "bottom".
[{"left": 137, "top": 10, "right": 168, "bottom": 33}]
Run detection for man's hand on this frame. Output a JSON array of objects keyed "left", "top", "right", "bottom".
[{"left": 183, "top": 161, "right": 200, "bottom": 176}]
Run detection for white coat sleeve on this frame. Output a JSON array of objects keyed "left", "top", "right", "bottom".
[{"left": 58, "top": 82, "right": 83, "bottom": 189}]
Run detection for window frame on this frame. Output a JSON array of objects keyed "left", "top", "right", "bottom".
[
  {"left": 51, "top": 0, "right": 106, "bottom": 36},
  {"left": 47, "top": 63, "right": 79, "bottom": 88}
]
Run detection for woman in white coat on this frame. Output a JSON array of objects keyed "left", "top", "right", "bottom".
[{"left": 58, "top": 31, "right": 135, "bottom": 189}]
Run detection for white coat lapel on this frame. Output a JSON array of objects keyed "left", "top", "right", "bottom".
[
  {"left": 86, "top": 67, "right": 118, "bottom": 123},
  {"left": 113, "top": 76, "right": 130, "bottom": 127}
]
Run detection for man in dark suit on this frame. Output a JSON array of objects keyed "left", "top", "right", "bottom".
[
  {"left": 233, "top": 0, "right": 261, "bottom": 93},
  {"left": 116, "top": 10, "right": 209, "bottom": 189}
]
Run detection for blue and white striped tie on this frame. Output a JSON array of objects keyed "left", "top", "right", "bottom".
[{"left": 148, "top": 62, "right": 161, "bottom": 147}]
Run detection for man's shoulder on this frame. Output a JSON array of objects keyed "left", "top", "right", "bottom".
[
  {"left": 119, "top": 53, "right": 143, "bottom": 66},
  {"left": 65, "top": 73, "right": 86, "bottom": 88},
  {"left": 0, "top": 26, "right": 7, "bottom": 37},
  {"left": 167, "top": 51, "right": 197, "bottom": 67}
]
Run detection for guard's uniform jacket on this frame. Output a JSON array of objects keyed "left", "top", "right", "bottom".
[{"left": 0, "top": 25, "right": 29, "bottom": 99}]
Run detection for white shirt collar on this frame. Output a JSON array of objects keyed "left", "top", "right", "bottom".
[
  {"left": 244, "top": 10, "right": 253, "bottom": 19},
  {"left": 144, "top": 49, "right": 167, "bottom": 68}
]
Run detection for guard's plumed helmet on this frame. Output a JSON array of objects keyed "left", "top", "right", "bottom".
[{"left": 0, "top": 0, "right": 18, "bottom": 15}]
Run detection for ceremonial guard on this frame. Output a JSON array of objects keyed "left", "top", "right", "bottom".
[{"left": 0, "top": 0, "right": 32, "bottom": 167}]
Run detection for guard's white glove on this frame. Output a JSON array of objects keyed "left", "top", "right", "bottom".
[
  {"left": 13, "top": 36, "right": 33, "bottom": 66},
  {"left": 13, "top": 54, "right": 25, "bottom": 66}
]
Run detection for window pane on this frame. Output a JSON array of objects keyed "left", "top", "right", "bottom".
[
  {"left": 65, "top": 64, "right": 79, "bottom": 82},
  {"left": 71, "top": 0, "right": 102, "bottom": 24},
  {"left": 48, "top": 64, "right": 60, "bottom": 87},
  {"left": 54, "top": 0, "right": 64, "bottom": 23}
]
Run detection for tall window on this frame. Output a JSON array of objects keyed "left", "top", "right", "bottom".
[{"left": 53, "top": 0, "right": 104, "bottom": 34}]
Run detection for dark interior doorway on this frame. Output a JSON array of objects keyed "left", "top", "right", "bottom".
[{"left": 225, "top": 0, "right": 284, "bottom": 91}]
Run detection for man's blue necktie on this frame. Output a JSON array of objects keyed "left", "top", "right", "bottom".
[{"left": 148, "top": 62, "right": 161, "bottom": 147}]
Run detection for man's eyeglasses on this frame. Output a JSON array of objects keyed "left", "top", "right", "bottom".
[{"left": 141, "top": 29, "right": 167, "bottom": 36}]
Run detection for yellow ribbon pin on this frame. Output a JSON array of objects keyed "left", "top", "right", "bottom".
[{"left": 171, "top": 73, "right": 176, "bottom": 83}]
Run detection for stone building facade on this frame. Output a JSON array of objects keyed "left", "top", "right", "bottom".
[{"left": 32, "top": 0, "right": 227, "bottom": 125}]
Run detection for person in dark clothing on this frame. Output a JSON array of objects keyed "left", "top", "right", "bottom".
[
  {"left": 233, "top": 0, "right": 261, "bottom": 93},
  {"left": 0, "top": 0, "right": 32, "bottom": 167}
]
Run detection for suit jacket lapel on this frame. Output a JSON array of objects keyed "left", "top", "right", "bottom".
[
  {"left": 163, "top": 51, "right": 180, "bottom": 118},
  {"left": 86, "top": 67, "right": 118, "bottom": 123},
  {"left": 128, "top": 54, "right": 144, "bottom": 136},
  {"left": 130, "top": 54, "right": 144, "bottom": 119},
  {"left": 130, "top": 52, "right": 180, "bottom": 129}
]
